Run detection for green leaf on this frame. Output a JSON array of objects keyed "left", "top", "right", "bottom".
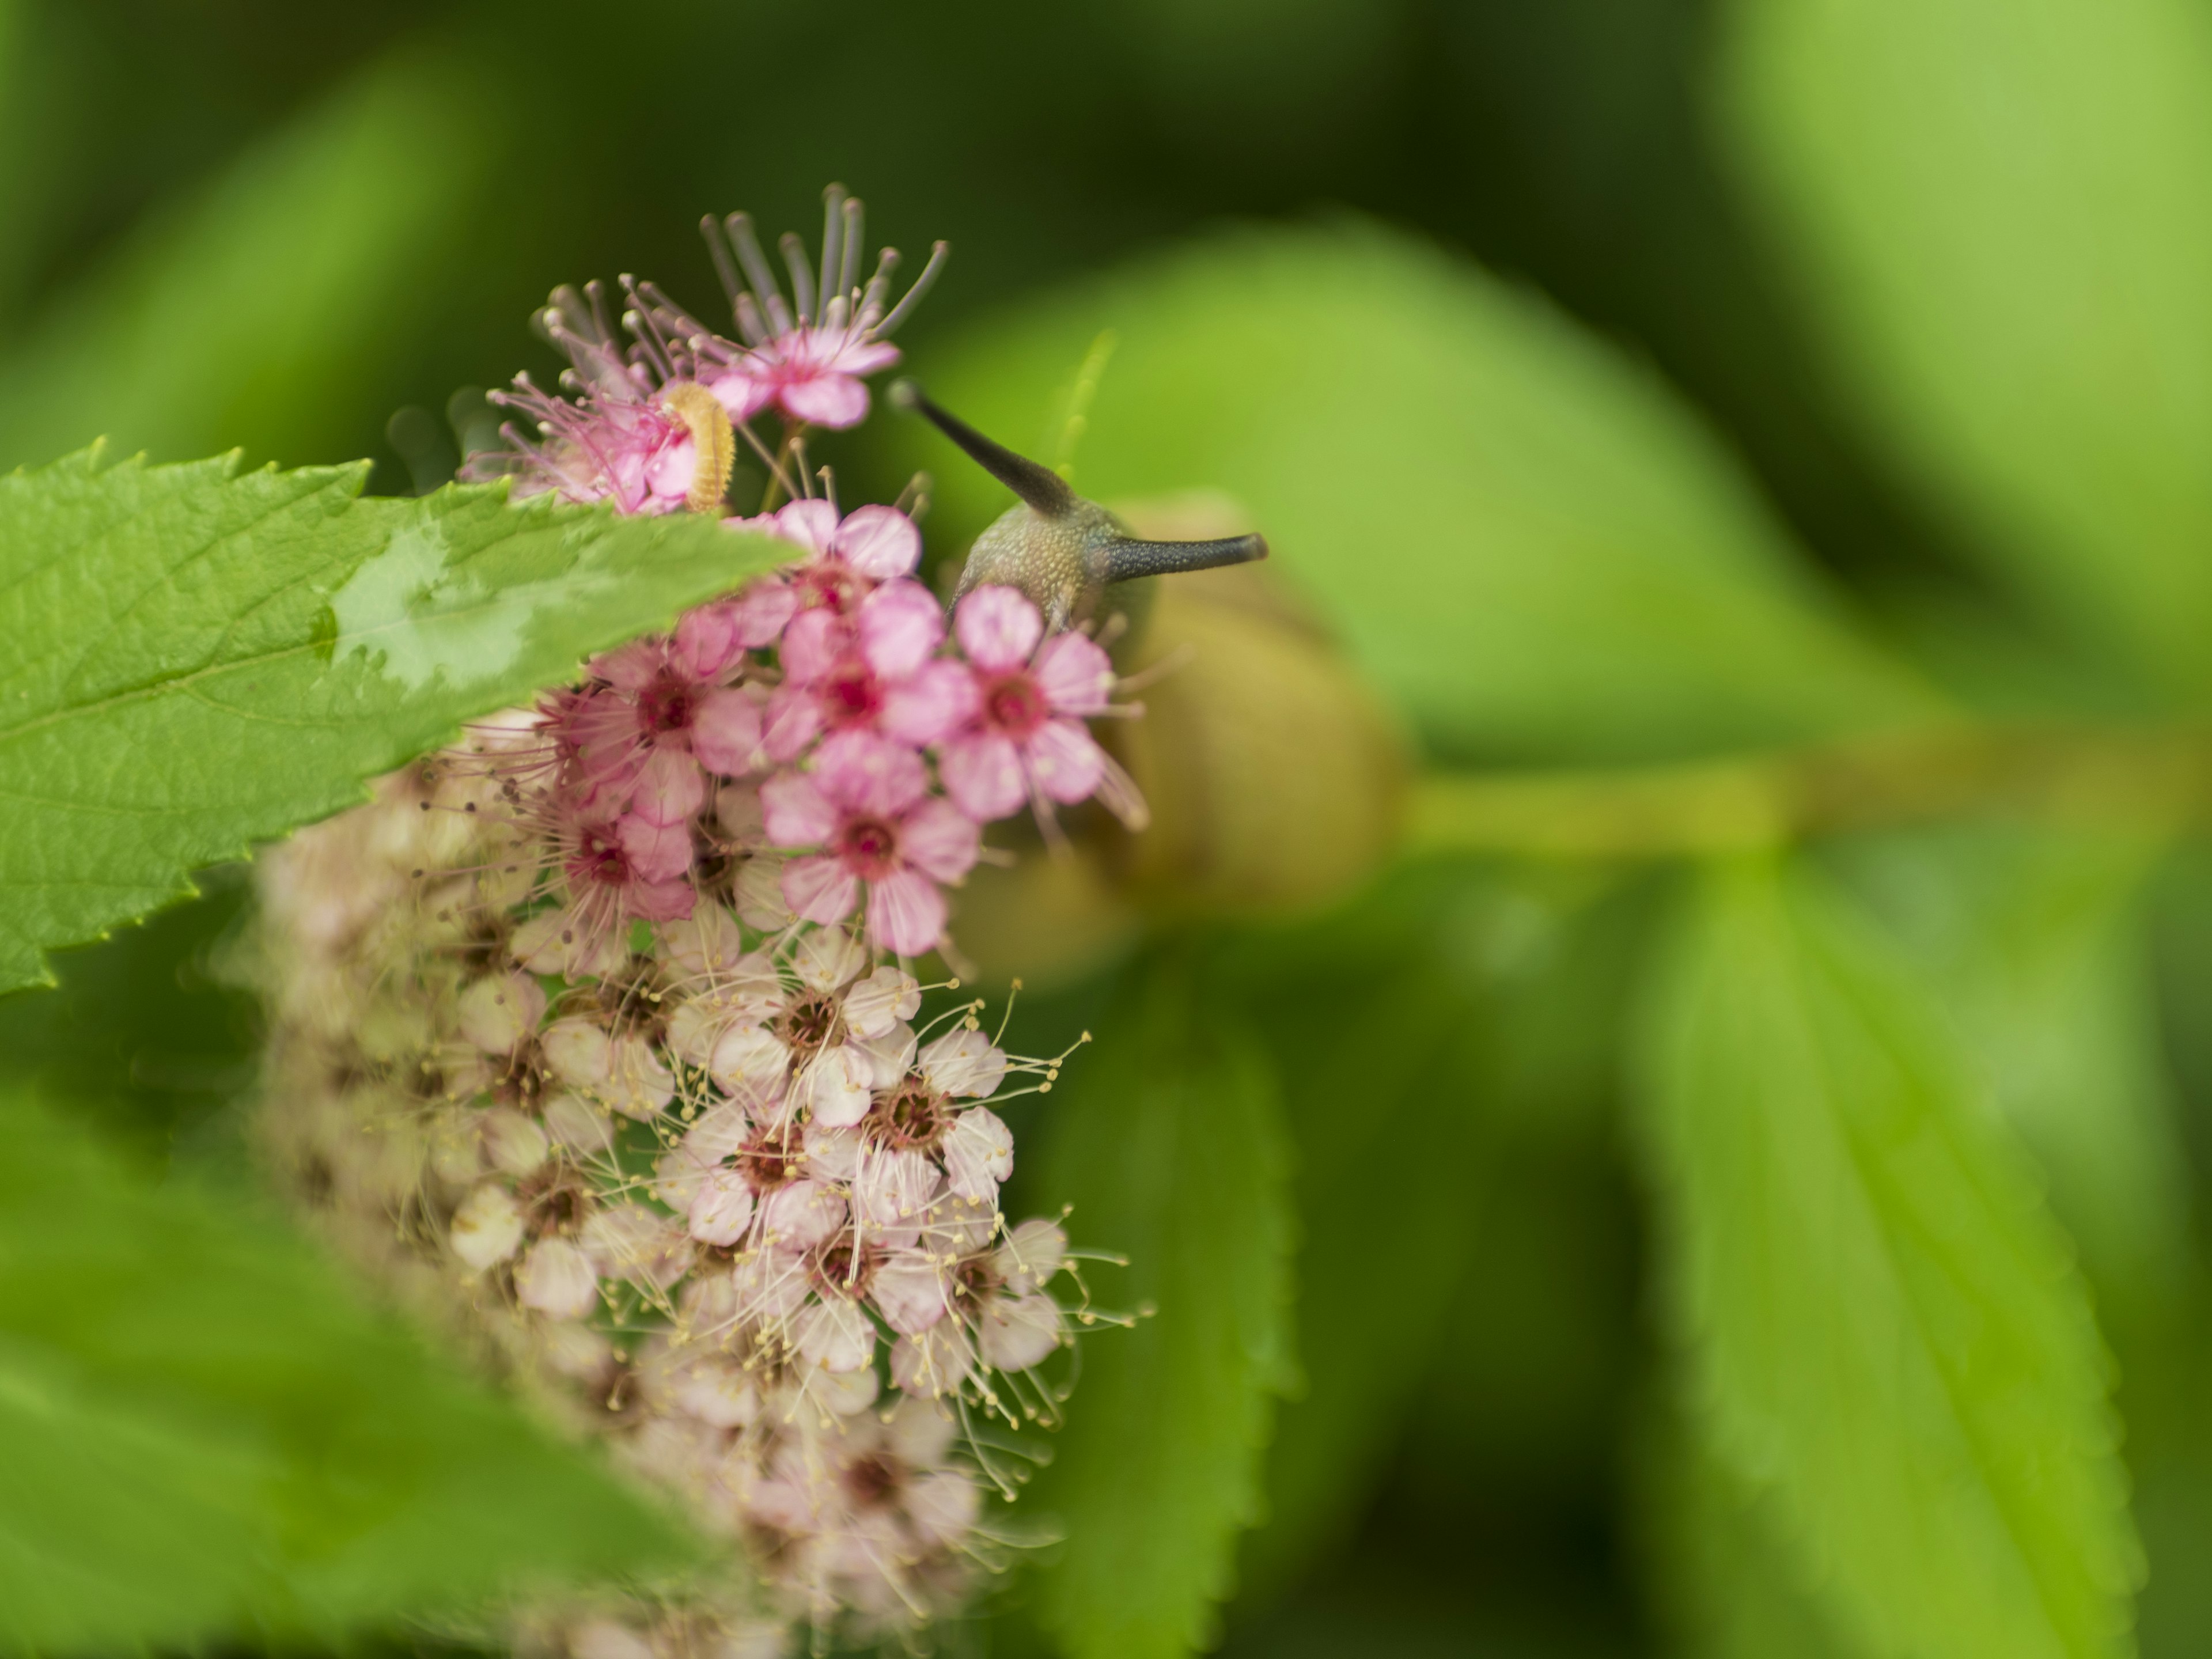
[
  {"left": 1832, "top": 824, "right": 2191, "bottom": 1304},
  {"left": 901, "top": 222, "right": 1938, "bottom": 763},
  {"left": 1030, "top": 948, "right": 1297, "bottom": 1659},
  {"left": 0, "top": 1082, "right": 692, "bottom": 1654},
  {"left": 1718, "top": 0, "right": 2212, "bottom": 702},
  {"left": 1636, "top": 857, "right": 2141, "bottom": 1659},
  {"left": 1634, "top": 1397, "right": 1857, "bottom": 1659},
  {"left": 0, "top": 449, "right": 785, "bottom": 993},
  {"left": 0, "top": 48, "right": 501, "bottom": 472}
]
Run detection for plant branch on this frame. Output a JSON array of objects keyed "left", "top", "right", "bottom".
[{"left": 1405, "top": 720, "right": 2212, "bottom": 858}]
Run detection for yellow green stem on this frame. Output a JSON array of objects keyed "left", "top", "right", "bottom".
[{"left": 1404, "top": 720, "right": 2212, "bottom": 858}]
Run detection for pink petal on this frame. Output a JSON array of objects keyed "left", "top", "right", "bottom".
[
  {"left": 780, "top": 607, "right": 847, "bottom": 685},
  {"left": 867, "top": 866, "right": 947, "bottom": 956},
  {"left": 672, "top": 604, "right": 741, "bottom": 680},
  {"left": 616, "top": 812, "right": 694, "bottom": 881},
  {"left": 1025, "top": 719, "right": 1107, "bottom": 805},
  {"left": 939, "top": 732, "right": 1026, "bottom": 821},
  {"left": 872, "top": 1255, "right": 949, "bottom": 1336},
  {"left": 880, "top": 660, "right": 979, "bottom": 747},
  {"left": 762, "top": 681, "right": 825, "bottom": 763},
  {"left": 760, "top": 771, "right": 839, "bottom": 846},
  {"left": 783, "top": 855, "right": 861, "bottom": 925},
  {"left": 642, "top": 433, "right": 698, "bottom": 503},
  {"left": 897, "top": 797, "right": 981, "bottom": 883},
  {"left": 707, "top": 370, "right": 774, "bottom": 422},
  {"left": 627, "top": 875, "right": 698, "bottom": 921},
  {"left": 813, "top": 729, "right": 927, "bottom": 817},
  {"left": 729, "top": 576, "right": 798, "bottom": 647},
  {"left": 834, "top": 505, "right": 923, "bottom": 580},
  {"left": 781, "top": 372, "right": 871, "bottom": 429},
  {"left": 691, "top": 687, "right": 764, "bottom": 774},
  {"left": 774, "top": 498, "right": 842, "bottom": 555},
  {"left": 590, "top": 639, "right": 664, "bottom": 692},
  {"left": 628, "top": 748, "right": 706, "bottom": 826},
  {"left": 831, "top": 339, "right": 902, "bottom": 376},
  {"left": 955, "top": 585, "right": 1043, "bottom": 672},
  {"left": 1034, "top": 630, "right": 1115, "bottom": 715},
  {"left": 857, "top": 579, "right": 945, "bottom": 679}
]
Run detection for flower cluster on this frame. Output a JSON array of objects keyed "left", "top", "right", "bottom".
[{"left": 247, "top": 195, "right": 1139, "bottom": 1655}]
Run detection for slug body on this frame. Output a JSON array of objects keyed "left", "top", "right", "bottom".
[{"left": 892, "top": 381, "right": 1268, "bottom": 631}]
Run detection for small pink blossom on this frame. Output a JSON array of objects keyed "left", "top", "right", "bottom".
[
  {"left": 761, "top": 732, "right": 979, "bottom": 956},
  {"left": 712, "top": 323, "right": 902, "bottom": 430},
  {"left": 762, "top": 579, "right": 972, "bottom": 759},
  {"left": 937, "top": 585, "right": 1143, "bottom": 827},
  {"left": 725, "top": 501, "right": 924, "bottom": 647}
]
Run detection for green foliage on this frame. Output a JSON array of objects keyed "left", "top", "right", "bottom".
[
  {"left": 0, "top": 449, "right": 784, "bottom": 994},
  {"left": 0, "top": 48, "right": 502, "bottom": 473},
  {"left": 1029, "top": 948, "right": 1298, "bottom": 1659},
  {"left": 1637, "top": 857, "right": 2141, "bottom": 1659},
  {"left": 0, "top": 1081, "right": 692, "bottom": 1656},
  {"left": 1719, "top": 0, "right": 2212, "bottom": 702},
  {"left": 900, "top": 222, "right": 1940, "bottom": 765},
  {"left": 1833, "top": 824, "right": 2191, "bottom": 1303}
]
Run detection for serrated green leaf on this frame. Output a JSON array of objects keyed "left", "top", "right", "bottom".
[
  {"left": 1718, "top": 0, "right": 2212, "bottom": 702},
  {"left": 0, "top": 1082, "right": 693, "bottom": 1654},
  {"left": 0, "top": 48, "right": 499, "bottom": 472},
  {"left": 1832, "top": 824, "right": 2190, "bottom": 1304},
  {"left": 1030, "top": 949, "right": 1297, "bottom": 1659},
  {"left": 0, "top": 449, "right": 785, "bottom": 994},
  {"left": 1637, "top": 857, "right": 2140, "bottom": 1659},
  {"left": 901, "top": 222, "right": 1938, "bottom": 763}
]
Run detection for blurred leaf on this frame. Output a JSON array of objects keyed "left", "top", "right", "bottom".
[
  {"left": 1219, "top": 862, "right": 1496, "bottom": 1601},
  {"left": 904, "top": 222, "right": 1938, "bottom": 763},
  {"left": 1031, "top": 948, "right": 1297, "bottom": 1659},
  {"left": 1719, "top": 0, "right": 2212, "bottom": 702},
  {"left": 1832, "top": 823, "right": 2191, "bottom": 1304},
  {"left": 0, "top": 47, "right": 499, "bottom": 472},
  {"left": 0, "top": 449, "right": 785, "bottom": 993},
  {"left": 1637, "top": 857, "right": 2141, "bottom": 1659},
  {"left": 1634, "top": 1397, "right": 1854, "bottom": 1659},
  {"left": 0, "top": 1081, "right": 691, "bottom": 1655}
]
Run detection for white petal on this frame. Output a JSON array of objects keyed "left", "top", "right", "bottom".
[
  {"left": 871, "top": 1253, "right": 948, "bottom": 1335},
  {"left": 478, "top": 1108, "right": 549, "bottom": 1176},
  {"left": 842, "top": 965, "right": 921, "bottom": 1037},
  {"left": 918, "top": 1028, "right": 1009, "bottom": 1098},
  {"left": 449, "top": 1183, "right": 524, "bottom": 1270},
  {"left": 796, "top": 1295, "right": 877, "bottom": 1373},
  {"left": 660, "top": 904, "right": 744, "bottom": 978},
  {"left": 798, "top": 1045, "right": 873, "bottom": 1128},
  {"left": 688, "top": 1169, "right": 757, "bottom": 1247},
  {"left": 605, "top": 1032, "right": 676, "bottom": 1120},
  {"left": 710, "top": 1025, "right": 792, "bottom": 1107},
  {"left": 791, "top": 925, "right": 866, "bottom": 992},
  {"left": 540, "top": 1090, "right": 615, "bottom": 1156},
  {"left": 759, "top": 1180, "right": 846, "bottom": 1251},
  {"left": 516, "top": 1237, "right": 600, "bottom": 1318},
  {"left": 891, "top": 1326, "right": 974, "bottom": 1397},
  {"left": 943, "top": 1107, "right": 1014, "bottom": 1203},
  {"left": 457, "top": 971, "right": 545, "bottom": 1053},
  {"left": 541, "top": 1018, "right": 612, "bottom": 1089},
  {"left": 993, "top": 1217, "right": 1069, "bottom": 1293},
  {"left": 846, "top": 1023, "right": 916, "bottom": 1090},
  {"left": 671, "top": 1356, "right": 758, "bottom": 1428},
  {"left": 980, "top": 1290, "right": 1064, "bottom": 1371}
]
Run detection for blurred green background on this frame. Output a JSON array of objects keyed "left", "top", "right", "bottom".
[{"left": 13, "top": 1, "right": 2212, "bottom": 1656}]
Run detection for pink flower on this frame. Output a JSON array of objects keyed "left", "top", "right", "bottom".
[
  {"left": 712, "top": 321, "right": 902, "bottom": 430},
  {"left": 562, "top": 609, "right": 766, "bottom": 817},
  {"left": 686, "top": 193, "right": 945, "bottom": 431},
  {"left": 762, "top": 579, "right": 974, "bottom": 759},
  {"left": 760, "top": 732, "right": 979, "bottom": 956},
  {"left": 557, "top": 805, "right": 698, "bottom": 930},
  {"left": 464, "top": 282, "right": 710, "bottom": 515},
  {"left": 937, "top": 585, "right": 1142, "bottom": 826},
  {"left": 725, "top": 501, "right": 923, "bottom": 649}
]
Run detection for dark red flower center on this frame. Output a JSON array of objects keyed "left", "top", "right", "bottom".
[
  {"left": 775, "top": 991, "right": 842, "bottom": 1061},
  {"left": 638, "top": 670, "right": 699, "bottom": 737},
  {"left": 798, "top": 562, "right": 862, "bottom": 616},
  {"left": 736, "top": 1127, "right": 803, "bottom": 1195},
  {"left": 863, "top": 1079, "right": 951, "bottom": 1156},
  {"left": 842, "top": 1453, "right": 904, "bottom": 1509},
  {"left": 836, "top": 815, "right": 902, "bottom": 880},
  {"left": 567, "top": 822, "right": 634, "bottom": 889},
  {"left": 821, "top": 655, "right": 882, "bottom": 726},
  {"left": 982, "top": 671, "right": 1047, "bottom": 738},
  {"left": 808, "top": 1228, "right": 882, "bottom": 1299}
]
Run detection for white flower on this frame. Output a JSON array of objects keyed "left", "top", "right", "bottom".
[
  {"left": 871, "top": 1251, "right": 948, "bottom": 1335},
  {"left": 659, "top": 904, "right": 744, "bottom": 978},
  {"left": 845, "top": 1021, "right": 916, "bottom": 1089},
  {"left": 994, "top": 1217, "right": 1068, "bottom": 1293},
  {"left": 540, "top": 1090, "right": 615, "bottom": 1156},
  {"left": 796, "top": 1045, "right": 872, "bottom": 1127},
  {"left": 511, "top": 910, "right": 624, "bottom": 978},
  {"left": 450, "top": 1183, "right": 524, "bottom": 1269},
  {"left": 478, "top": 1108, "right": 549, "bottom": 1175},
  {"left": 759, "top": 1180, "right": 847, "bottom": 1251},
  {"left": 710, "top": 1025, "right": 791, "bottom": 1108},
  {"left": 585, "top": 1202, "right": 692, "bottom": 1289}
]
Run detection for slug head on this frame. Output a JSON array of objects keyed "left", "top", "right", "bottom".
[{"left": 891, "top": 381, "right": 1268, "bottom": 631}]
